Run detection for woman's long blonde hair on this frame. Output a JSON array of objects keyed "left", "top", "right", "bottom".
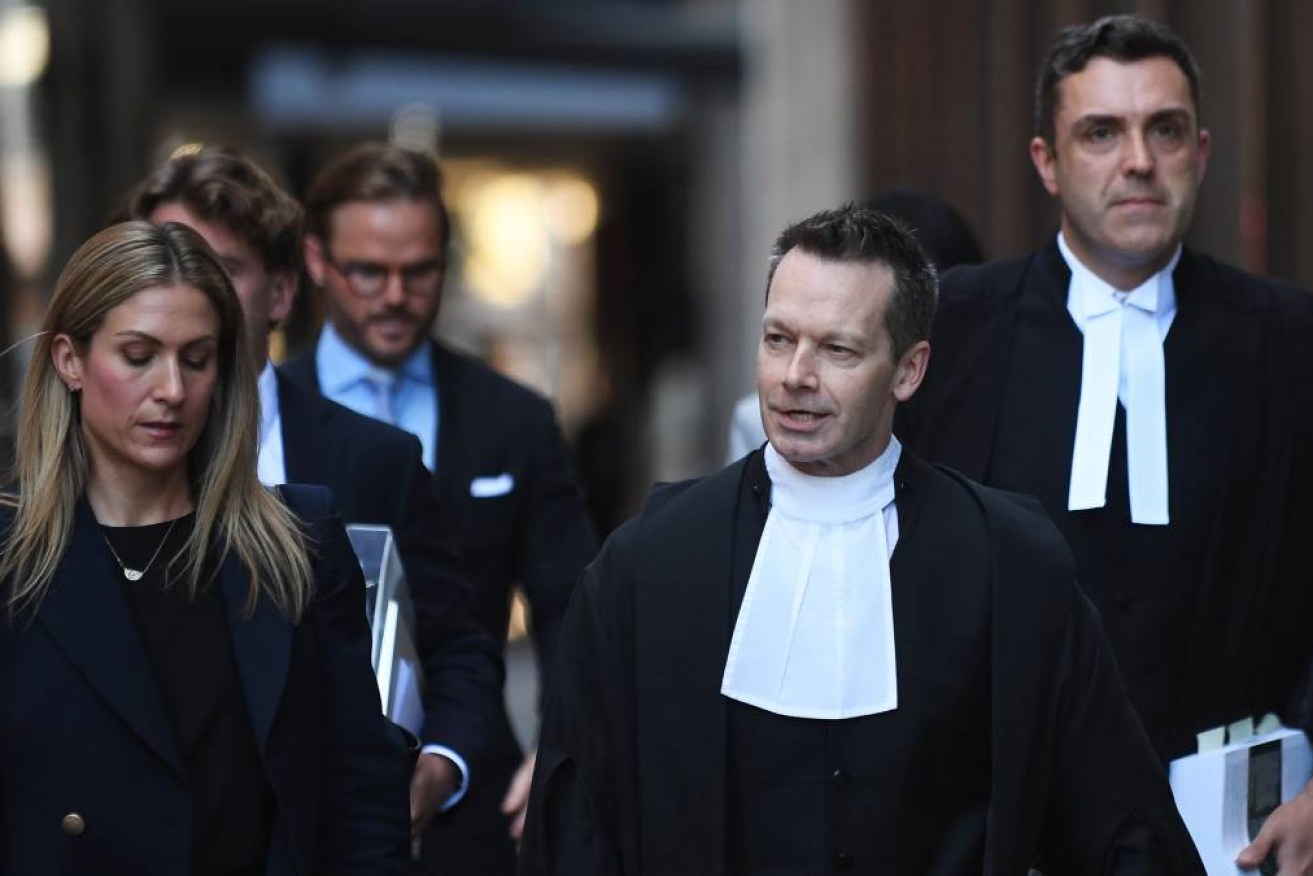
[{"left": 1, "top": 221, "right": 314, "bottom": 619}]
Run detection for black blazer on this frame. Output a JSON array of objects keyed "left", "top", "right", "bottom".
[
  {"left": 0, "top": 485, "right": 409, "bottom": 875},
  {"left": 283, "top": 341, "right": 597, "bottom": 706},
  {"left": 275, "top": 373, "right": 501, "bottom": 761}
]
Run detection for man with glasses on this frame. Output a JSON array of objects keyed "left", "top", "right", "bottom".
[{"left": 284, "top": 142, "right": 598, "bottom": 875}]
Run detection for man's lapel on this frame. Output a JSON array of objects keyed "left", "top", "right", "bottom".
[
  {"left": 429, "top": 341, "right": 467, "bottom": 503},
  {"left": 276, "top": 371, "right": 337, "bottom": 485},
  {"left": 37, "top": 502, "right": 185, "bottom": 778}
]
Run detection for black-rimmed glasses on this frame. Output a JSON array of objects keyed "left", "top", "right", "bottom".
[{"left": 322, "top": 252, "right": 444, "bottom": 299}]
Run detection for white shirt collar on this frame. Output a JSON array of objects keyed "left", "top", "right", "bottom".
[
  {"left": 256, "top": 360, "right": 286, "bottom": 486},
  {"left": 257, "top": 360, "right": 279, "bottom": 446}
]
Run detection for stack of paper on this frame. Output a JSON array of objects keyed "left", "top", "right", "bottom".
[{"left": 1169, "top": 725, "right": 1311, "bottom": 875}]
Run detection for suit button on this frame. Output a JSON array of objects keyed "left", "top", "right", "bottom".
[
  {"left": 834, "top": 851, "right": 854, "bottom": 869},
  {"left": 1113, "top": 590, "right": 1131, "bottom": 609},
  {"left": 832, "top": 768, "right": 851, "bottom": 788},
  {"left": 61, "top": 813, "right": 85, "bottom": 837}
]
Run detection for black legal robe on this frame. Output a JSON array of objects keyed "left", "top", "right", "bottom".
[
  {"left": 519, "top": 449, "right": 1203, "bottom": 875},
  {"left": 898, "top": 241, "right": 1313, "bottom": 760}
]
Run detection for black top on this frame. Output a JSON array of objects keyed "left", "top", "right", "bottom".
[{"left": 103, "top": 515, "right": 273, "bottom": 875}]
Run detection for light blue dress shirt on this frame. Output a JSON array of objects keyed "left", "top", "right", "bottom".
[{"left": 316, "top": 322, "right": 441, "bottom": 473}]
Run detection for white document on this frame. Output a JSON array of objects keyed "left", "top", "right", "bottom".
[
  {"left": 1169, "top": 726, "right": 1312, "bottom": 874},
  {"left": 391, "top": 655, "right": 425, "bottom": 737},
  {"left": 345, "top": 524, "right": 428, "bottom": 734}
]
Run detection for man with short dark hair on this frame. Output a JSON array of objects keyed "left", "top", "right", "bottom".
[
  {"left": 899, "top": 14, "right": 1313, "bottom": 868},
  {"left": 118, "top": 146, "right": 504, "bottom": 851},
  {"left": 283, "top": 142, "right": 598, "bottom": 874},
  {"left": 520, "top": 204, "right": 1202, "bottom": 873}
]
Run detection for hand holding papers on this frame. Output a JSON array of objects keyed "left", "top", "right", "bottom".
[{"left": 1169, "top": 717, "right": 1312, "bottom": 874}]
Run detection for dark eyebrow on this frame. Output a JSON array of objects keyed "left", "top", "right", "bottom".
[
  {"left": 820, "top": 332, "right": 865, "bottom": 348},
  {"left": 341, "top": 256, "right": 443, "bottom": 271},
  {"left": 1075, "top": 107, "right": 1193, "bottom": 129},
  {"left": 1074, "top": 114, "right": 1124, "bottom": 130},
  {"left": 1146, "top": 108, "right": 1193, "bottom": 126}
]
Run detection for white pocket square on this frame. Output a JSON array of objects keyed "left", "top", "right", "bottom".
[{"left": 470, "top": 473, "right": 514, "bottom": 498}]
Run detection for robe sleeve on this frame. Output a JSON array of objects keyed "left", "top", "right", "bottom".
[
  {"left": 1039, "top": 588, "right": 1205, "bottom": 875},
  {"left": 518, "top": 524, "right": 642, "bottom": 876}
]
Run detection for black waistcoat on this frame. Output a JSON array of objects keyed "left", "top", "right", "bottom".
[{"left": 725, "top": 455, "right": 992, "bottom": 875}]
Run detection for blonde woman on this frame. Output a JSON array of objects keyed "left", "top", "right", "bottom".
[{"left": 0, "top": 221, "right": 409, "bottom": 874}]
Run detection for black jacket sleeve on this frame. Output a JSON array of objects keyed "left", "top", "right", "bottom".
[{"left": 391, "top": 441, "right": 504, "bottom": 763}]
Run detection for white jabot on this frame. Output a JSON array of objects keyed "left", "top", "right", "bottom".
[
  {"left": 256, "top": 361, "right": 286, "bottom": 486},
  {"left": 721, "top": 438, "right": 901, "bottom": 720},
  {"left": 1061, "top": 233, "right": 1177, "bottom": 526}
]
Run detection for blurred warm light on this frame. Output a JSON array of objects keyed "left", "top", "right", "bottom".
[
  {"left": 0, "top": 151, "right": 50, "bottom": 278},
  {"left": 170, "top": 142, "right": 205, "bottom": 160},
  {"left": 464, "top": 174, "right": 549, "bottom": 308},
  {"left": 0, "top": 6, "right": 49, "bottom": 88},
  {"left": 544, "top": 176, "right": 599, "bottom": 244},
  {"left": 390, "top": 103, "right": 441, "bottom": 154}
]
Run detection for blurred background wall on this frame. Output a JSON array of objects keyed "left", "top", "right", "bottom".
[{"left": 2, "top": 0, "right": 1310, "bottom": 533}]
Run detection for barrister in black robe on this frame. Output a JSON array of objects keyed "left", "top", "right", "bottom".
[
  {"left": 520, "top": 205, "right": 1201, "bottom": 875},
  {"left": 898, "top": 16, "right": 1313, "bottom": 866},
  {"left": 519, "top": 448, "right": 1202, "bottom": 874},
  {"left": 897, "top": 241, "right": 1313, "bottom": 762}
]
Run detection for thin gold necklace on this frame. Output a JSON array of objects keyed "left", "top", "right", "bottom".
[{"left": 100, "top": 518, "right": 179, "bottom": 582}]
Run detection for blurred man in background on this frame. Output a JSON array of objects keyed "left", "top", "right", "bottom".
[{"left": 285, "top": 142, "right": 598, "bottom": 874}]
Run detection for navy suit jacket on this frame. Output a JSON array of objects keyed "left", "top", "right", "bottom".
[
  {"left": 283, "top": 341, "right": 597, "bottom": 723},
  {"left": 0, "top": 485, "right": 409, "bottom": 875},
  {"left": 276, "top": 373, "right": 501, "bottom": 761}
]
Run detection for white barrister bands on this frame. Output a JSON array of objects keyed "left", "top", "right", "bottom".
[
  {"left": 721, "top": 439, "right": 901, "bottom": 720},
  {"left": 1061, "top": 233, "right": 1177, "bottom": 526}
]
